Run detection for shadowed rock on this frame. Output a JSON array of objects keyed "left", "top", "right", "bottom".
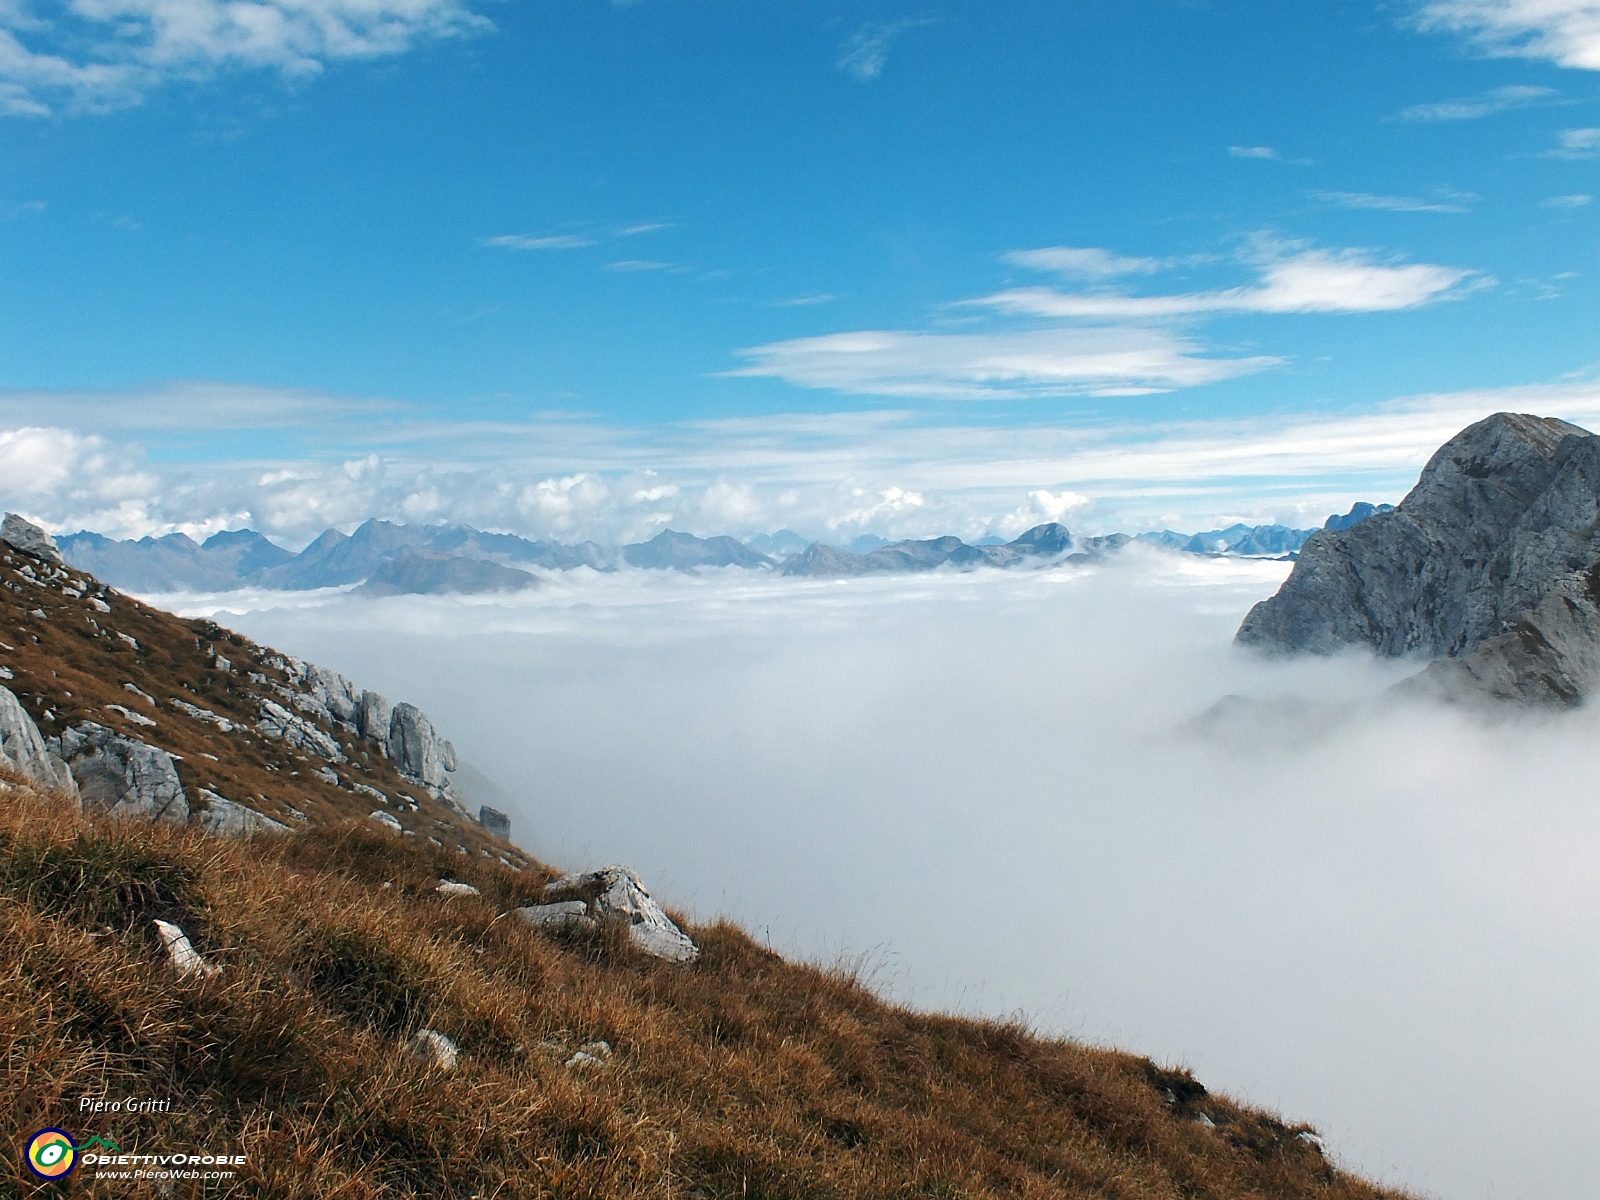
[{"left": 0, "top": 685, "right": 76, "bottom": 794}]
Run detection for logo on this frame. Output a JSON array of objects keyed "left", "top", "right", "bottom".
[{"left": 26, "top": 1129, "right": 77, "bottom": 1180}]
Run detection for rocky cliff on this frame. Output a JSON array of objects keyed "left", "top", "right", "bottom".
[
  {"left": 1236, "top": 412, "right": 1600, "bottom": 704},
  {"left": 0, "top": 513, "right": 511, "bottom": 851}
]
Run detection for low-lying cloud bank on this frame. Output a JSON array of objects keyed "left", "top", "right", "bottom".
[{"left": 152, "top": 551, "right": 1600, "bottom": 1200}]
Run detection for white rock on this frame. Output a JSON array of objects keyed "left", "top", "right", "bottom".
[
  {"left": 516, "top": 900, "right": 595, "bottom": 930},
  {"left": 153, "top": 919, "right": 221, "bottom": 980},
  {"left": 352, "top": 781, "right": 388, "bottom": 803},
  {"left": 56, "top": 722, "right": 186, "bottom": 823},
  {"left": 565, "top": 1041, "right": 612, "bottom": 1068},
  {"left": 370, "top": 809, "right": 403, "bottom": 833},
  {"left": 1296, "top": 1131, "right": 1328, "bottom": 1155},
  {"left": 196, "top": 790, "right": 290, "bottom": 839},
  {"left": 436, "top": 880, "right": 480, "bottom": 896},
  {"left": 402, "top": 1028, "right": 458, "bottom": 1071},
  {"left": 1195, "top": 1112, "right": 1216, "bottom": 1130},
  {"left": 312, "top": 766, "right": 339, "bottom": 786},
  {"left": 305, "top": 663, "right": 363, "bottom": 724},
  {"left": 0, "top": 685, "right": 76, "bottom": 795},
  {"left": 105, "top": 703, "right": 157, "bottom": 728},
  {"left": 1, "top": 513, "right": 64, "bottom": 564},
  {"left": 168, "top": 697, "right": 234, "bottom": 733},
  {"left": 88, "top": 597, "right": 110, "bottom": 613},
  {"left": 542, "top": 865, "right": 699, "bottom": 962},
  {"left": 116, "top": 632, "right": 138, "bottom": 650},
  {"left": 388, "top": 702, "right": 456, "bottom": 789},
  {"left": 257, "top": 698, "right": 345, "bottom": 762}
]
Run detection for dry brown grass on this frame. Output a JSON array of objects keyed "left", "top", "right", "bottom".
[{"left": 1, "top": 774, "right": 1415, "bottom": 1200}]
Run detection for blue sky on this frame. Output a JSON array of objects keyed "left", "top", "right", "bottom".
[{"left": 0, "top": 0, "right": 1597, "bottom": 545}]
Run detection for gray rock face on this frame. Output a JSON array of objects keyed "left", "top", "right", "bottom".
[
  {"left": 257, "top": 698, "right": 346, "bottom": 762},
  {"left": 516, "top": 900, "right": 594, "bottom": 930},
  {"left": 478, "top": 805, "right": 511, "bottom": 840},
  {"left": 542, "top": 864, "right": 698, "bottom": 962},
  {"left": 56, "top": 722, "right": 189, "bottom": 823},
  {"left": 388, "top": 702, "right": 456, "bottom": 789},
  {"left": 357, "top": 690, "right": 392, "bottom": 749},
  {"left": 0, "top": 685, "right": 76, "bottom": 794},
  {"left": 196, "top": 790, "right": 290, "bottom": 838},
  {"left": 1, "top": 513, "right": 64, "bottom": 564},
  {"left": 1237, "top": 413, "right": 1600, "bottom": 704},
  {"left": 305, "top": 664, "right": 362, "bottom": 725}
]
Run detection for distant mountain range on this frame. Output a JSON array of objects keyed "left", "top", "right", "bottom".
[{"left": 55, "top": 502, "right": 1391, "bottom": 596}]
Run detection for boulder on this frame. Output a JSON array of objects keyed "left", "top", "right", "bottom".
[
  {"left": 358, "top": 690, "right": 392, "bottom": 750},
  {"left": 304, "top": 663, "right": 362, "bottom": 724},
  {"left": 541, "top": 865, "right": 698, "bottom": 962},
  {"left": 195, "top": 790, "right": 290, "bottom": 838},
  {"left": 56, "top": 722, "right": 188, "bottom": 823},
  {"left": 515, "top": 900, "right": 594, "bottom": 931},
  {"left": 435, "top": 880, "right": 480, "bottom": 896},
  {"left": 401, "top": 1028, "right": 458, "bottom": 1071},
  {"left": 0, "top": 685, "right": 77, "bottom": 794},
  {"left": 1, "top": 513, "right": 64, "bottom": 565},
  {"left": 1237, "top": 413, "right": 1600, "bottom": 705},
  {"left": 388, "top": 702, "right": 455, "bottom": 789},
  {"left": 370, "top": 810, "right": 403, "bottom": 833},
  {"left": 478, "top": 805, "right": 511, "bottom": 840}
]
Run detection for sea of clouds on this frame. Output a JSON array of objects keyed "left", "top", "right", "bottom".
[{"left": 152, "top": 549, "right": 1599, "bottom": 1200}]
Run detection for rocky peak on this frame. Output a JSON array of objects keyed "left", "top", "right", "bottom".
[{"left": 1237, "top": 412, "right": 1600, "bottom": 704}]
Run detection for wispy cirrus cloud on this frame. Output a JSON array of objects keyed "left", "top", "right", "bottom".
[
  {"left": 1416, "top": 0, "right": 1600, "bottom": 71},
  {"left": 1398, "top": 83, "right": 1557, "bottom": 120},
  {"left": 974, "top": 245, "right": 1486, "bottom": 320},
  {"left": 1316, "top": 189, "right": 1478, "bottom": 214},
  {"left": 1544, "top": 126, "right": 1600, "bottom": 156},
  {"left": 0, "top": 0, "right": 491, "bottom": 116},
  {"left": 724, "top": 326, "right": 1281, "bottom": 400},
  {"left": 1228, "top": 145, "right": 1281, "bottom": 160},
  {"left": 605, "top": 259, "right": 674, "bottom": 272},
  {"left": 1001, "top": 246, "right": 1167, "bottom": 279},
  {"left": 483, "top": 234, "right": 598, "bottom": 251},
  {"left": 836, "top": 18, "right": 933, "bottom": 82}
]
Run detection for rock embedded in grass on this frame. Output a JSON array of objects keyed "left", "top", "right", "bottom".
[
  {"left": 541, "top": 864, "right": 699, "bottom": 963},
  {"left": 402, "top": 1028, "right": 458, "bottom": 1071}
]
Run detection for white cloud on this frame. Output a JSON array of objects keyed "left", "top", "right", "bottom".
[
  {"left": 835, "top": 19, "right": 931, "bottom": 82},
  {"left": 1545, "top": 126, "right": 1600, "bottom": 156},
  {"left": 1417, "top": 0, "right": 1600, "bottom": 70},
  {"left": 1544, "top": 192, "right": 1593, "bottom": 206},
  {"left": 484, "top": 234, "right": 597, "bottom": 250},
  {"left": 1228, "top": 145, "right": 1280, "bottom": 159},
  {"left": 724, "top": 326, "right": 1281, "bottom": 400},
  {"left": 605, "top": 259, "right": 672, "bottom": 272},
  {"left": 1316, "top": 190, "right": 1476, "bottom": 214},
  {"left": 975, "top": 245, "right": 1486, "bottom": 319},
  {"left": 14, "top": 376, "right": 1600, "bottom": 548},
  {"left": 1398, "top": 83, "right": 1557, "bottom": 120},
  {"left": 0, "top": 0, "right": 490, "bottom": 115},
  {"left": 1002, "top": 246, "right": 1166, "bottom": 279}
]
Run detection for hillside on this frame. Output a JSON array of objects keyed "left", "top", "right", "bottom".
[{"left": 1, "top": 521, "right": 1414, "bottom": 1198}]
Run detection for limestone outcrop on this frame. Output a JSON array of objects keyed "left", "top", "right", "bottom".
[
  {"left": 1237, "top": 412, "right": 1600, "bottom": 704},
  {"left": 0, "top": 685, "right": 76, "bottom": 794},
  {"left": 1, "top": 512, "right": 64, "bottom": 565},
  {"left": 54, "top": 722, "right": 189, "bottom": 823},
  {"left": 388, "top": 702, "right": 457, "bottom": 791},
  {"left": 197, "top": 790, "right": 291, "bottom": 838},
  {"left": 539, "top": 865, "right": 698, "bottom": 962}
]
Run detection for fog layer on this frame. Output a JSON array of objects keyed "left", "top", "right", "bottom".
[{"left": 163, "top": 551, "right": 1600, "bottom": 1200}]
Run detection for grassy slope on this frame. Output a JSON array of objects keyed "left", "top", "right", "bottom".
[{"left": 0, "top": 553, "right": 1414, "bottom": 1199}]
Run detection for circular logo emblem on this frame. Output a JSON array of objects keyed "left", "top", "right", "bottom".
[{"left": 26, "top": 1129, "right": 77, "bottom": 1179}]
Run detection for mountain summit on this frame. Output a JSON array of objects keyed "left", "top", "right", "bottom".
[{"left": 1237, "top": 413, "right": 1600, "bottom": 704}]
